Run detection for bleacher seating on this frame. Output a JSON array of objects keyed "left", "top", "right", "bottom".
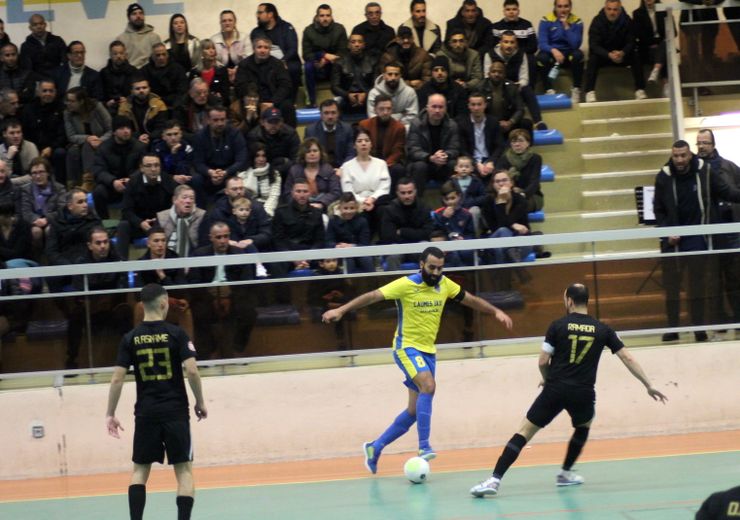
[{"left": 536, "top": 93, "right": 572, "bottom": 110}]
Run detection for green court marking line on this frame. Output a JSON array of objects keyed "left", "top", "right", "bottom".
[{"left": 3, "top": 447, "right": 738, "bottom": 504}]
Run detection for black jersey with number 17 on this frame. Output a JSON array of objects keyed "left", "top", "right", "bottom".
[
  {"left": 115, "top": 321, "right": 196, "bottom": 421},
  {"left": 543, "top": 312, "right": 624, "bottom": 388}
]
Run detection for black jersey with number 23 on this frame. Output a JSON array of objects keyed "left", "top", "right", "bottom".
[
  {"left": 115, "top": 321, "right": 196, "bottom": 421},
  {"left": 544, "top": 312, "right": 624, "bottom": 388}
]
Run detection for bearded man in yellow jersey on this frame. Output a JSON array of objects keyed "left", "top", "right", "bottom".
[{"left": 323, "top": 246, "right": 513, "bottom": 473}]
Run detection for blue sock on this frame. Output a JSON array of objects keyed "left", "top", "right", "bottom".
[
  {"left": 375, "top": 410, "right": 416, "bottom": 451},
  {"left": 416, "top": 392, "right": 434, "bottom": 450}
]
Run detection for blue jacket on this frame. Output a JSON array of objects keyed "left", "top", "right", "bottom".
[
  {"left": 432, "top": 206, "right": 475, "bottom": 239},
  {"left": 325, "top": 215, "right": 370, "bottom": 248},
  {"left": 538, "top": 13, "right": 583, "bottom": 53},
  {"left": 152, "top": 139, "right": 194, "bottom": 177},
  {"left": 304, "top": 121, "right": 356, "bottom": 168},
  {"left": 192, "top": 126, "right": 248, "bottom": 177},
  {"left": 452, "top": 176, "right": 488, "bottom": 209}
]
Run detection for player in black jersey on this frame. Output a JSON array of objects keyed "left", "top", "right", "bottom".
[
  {"left": 470, "top": 283, "right": 667, "bottom": 497},
  {"left": 696, "top": 485, "right": 740, "bottom": 519},
  {"left": 106, "top": 284, "right": 207, "bottom": 520}
]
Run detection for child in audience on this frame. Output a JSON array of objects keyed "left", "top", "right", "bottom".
[
  {"left": 451, "top": 155, "right": 487, "bottom": 235},
  {"left": 227, "top": 196, "right": 268, "bottom": 277},
  {"left": 325, "top": 193, "right": 374, "bottom": 273},
  {"left": 432, "top": 181, "right": 475, "bottom": 265}
]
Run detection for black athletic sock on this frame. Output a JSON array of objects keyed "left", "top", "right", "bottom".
[
  {"left": 563, "top": 426, "right": 590, "bottom": 471},
  {"left": 177, "top": 495, "right": 194, "bottom": 520},
  {"left": 493, "top": 433, "right": 528, "bottom": 479},
  {"left": 128, "top": 484, "right": 146, "bottom": 520}
]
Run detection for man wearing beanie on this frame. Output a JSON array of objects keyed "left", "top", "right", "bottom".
[
  {"left": 92, "top": 115, "right": 146, "bottom": 219},
  {"left": 418, "top": 55, "right": 467, "bottom": 118},
  {"left": 116, "top": 3, "right": 162, "bottom": 69},
  {"left": 378, "top": 26, "right": 432, "bottom": 90}
]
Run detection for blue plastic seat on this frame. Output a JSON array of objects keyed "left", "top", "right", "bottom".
[
  {"left": 540, "top": 164, "right": 555, "bottom": 182},
  {"left": 528, "top": 210, "right": 545, "bottom": 222},
  {"left": 536, "top": 93, "right": 572, "bottom": 110},
  {"left": 288, "top": 268, "right": 316, "bottom": 277},
  {"left": 533, "top": 129, "right": 564, "bottom": 146},
  {"left": 524, "top": 251, "right": 536, "bottom": 262},
  {"left": 296, "top": 108, "right": 321, "bottom": 124}
]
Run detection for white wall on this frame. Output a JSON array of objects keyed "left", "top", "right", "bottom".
[
  {"left": 1, "top": 0, "right": 653, "bottom": 69},
  {"left": 1, "top": 341, "right": 738, "bottom": 480}
]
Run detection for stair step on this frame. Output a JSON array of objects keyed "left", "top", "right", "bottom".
[
  {"left": 581, "top": 149, "right": 670, "bottom": 172},
  {"left": 579, "top": 134, "right": 673, "bottom": 154}
]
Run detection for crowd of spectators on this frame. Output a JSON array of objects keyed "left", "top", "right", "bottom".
[{"left": 0, "top": 0, "right": 737, "bottom": 365}]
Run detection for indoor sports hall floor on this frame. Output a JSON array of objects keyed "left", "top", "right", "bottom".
[{"left": 1, "top": 430, "right": 738, "bottom": 519}]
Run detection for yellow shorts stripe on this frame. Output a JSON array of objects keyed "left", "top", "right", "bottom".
[{"left": 395, "top": 348, "right": 418, "bottom": 381}]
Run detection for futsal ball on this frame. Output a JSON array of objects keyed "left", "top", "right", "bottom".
[{"left": 404, "top": 456, "right": 430, "bottom": 484}]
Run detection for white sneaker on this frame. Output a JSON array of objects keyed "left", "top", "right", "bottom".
[
  {"left": 470, "top": 476, "right": 500, "bottom": 497},
  {"left": 556, "top": 470, "right": 584, "bottom": 487},
  {"left": 662, "top": 82, "right": 670, "bottom": 98},
  {"left": 571, "top": 87, "right": 581, "bottom": 104},
  {"left": 635, "top": 89, "right": 648, "bottom": 100},
  {"left": 585, "top": 90, "right": 597, "bottom": 103},
  {"left": 648, "top": 67, "right": 660, "bottom": 83},
  {"left": 256, "top": 263, "right": 269, "bottom": 278},
  {"left": 545, "top": 89, "right": 556, "bottom": 95}
]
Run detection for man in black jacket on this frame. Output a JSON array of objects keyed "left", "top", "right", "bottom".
[
  {"left": 380, "top": 177, "right": 434, "bottom": 270},
  {"left": 46, "top": 188, "right": 101, "bottom": 267},
  {"left": 406, "top": 93, "right": 460, "bottom": 194},
  {"left": 64, "top": 226, "right": 132, "bottom": 369},
  {"left": 141, "top": 43, "right": 188, "bottom": 109},
  {"left": 117, "top": 153, "right": 176, "bottom": 259},
  {"left": 19, "top": 14, "right": 67, "bottom": 77},
  {"left": 584, "top": 0, "right": 645, "bottom": 102},
  {"left": 330, "top": 33, "right": 375, "bottom": 115},
  {"left": 653, "top": 140, "right": 740, "bottom": 343},
  {"left": 0, "top": 43, "right": 38, "bottom": 104},
  {"left": 53, "top": 41, "right": 103, "bottom": 101},
  {"left": 480, "top": 58, "right": 532, "bottom": 137},
  {"left": 456, "top": 91, "right": 504, "bottom": 180},
  {"left": 446, "top": 0, "right": 492, "bottom": 53},
  {"left": 247, "top": 108, "right": 300, "bottom": 180},
  {"left": 92, "top": 116, "right": 147, "bottom": 219},
  {"left": 100, "top": 41, "right": 138, "bottom": 115},
  {"left": 187, "top": 220, "right": 257, "bottom": 358},
  {"left": 235, "top": 36, "right": 296, "bottom": 128},
  {"left": 352, "top": 3, "right": 395, "bottom": 65},
  {"left": 20, "top": 80, "right": 67, "bottom": 183},
  {"left": 252, "top": 3, "right": 302, "bottom": 97},
  {"left": 417, "top": 55, "right": 468, "bottom": 119}
]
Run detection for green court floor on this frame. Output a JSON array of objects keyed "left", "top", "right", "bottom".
[{"left": 2, "top": 451, "right": 738, "bottom": 519}]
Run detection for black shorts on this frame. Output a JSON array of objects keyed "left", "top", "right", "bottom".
[
  {"left": 133, "top": 417, "right": 192, "bottom": 465},
  {"left": 526, "top": 384, "right": 595, "bottom": 428}
]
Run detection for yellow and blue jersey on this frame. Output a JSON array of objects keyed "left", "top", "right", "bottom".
[{"left": 378, "top": 273, "right": 462, "bottom": 354}]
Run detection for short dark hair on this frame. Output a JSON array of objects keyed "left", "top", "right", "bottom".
[
  {"left": 697, "top": 128, "right": 715, "bottom": 144},
  {"left": 141, "top": 283, "right": 168, "bottom": 306},
  {"left": 66, "top": 41, "right": 84, "bottom": 53},
  {"left": 87, "top": 225, "right": 108, "bottom": 242},
  {"left": 146, "top": 225, "right": 166, "bottom": 237},
  {"left": 140, "top": 152, "right": 160, "bottom": 166},
  {"left": 468, "top": 91, "right": 486, "bottom": 103},
  {"left": 672, "top": 139, "right": 690, "bottom": 149},
  {"left": 410, "top": 0, "right": 426, "bottom": 10},
  {"left": 421, "top": 246, "right": 445, "bottom": 262},
  {"left": 317, "top": 4, "right": 332, "bottom": 13},
  {"left": 163, "top": 119, "right": 182, "bottom": 131},
  {"left": 501, "top": 30, "right": 516, "bottom": 39},
  {"left": 374, "top": 93, "right": 393, "bottom": 106},
  {"left": 565, "top": 283, "right": 589, "bottom": 305},
  {"left": 383, "top": 61, "right": 403, "bottom": 72},
  {"left": 109, "top": 40, "right": 125, "bottom": 51},
  {"left": 1, "top": 117, "right": 21, "bottom": 132},
  {"left": 504, "top": 0, "right": 519, "bottom": 6},
  {"left": 319, "top": 98, "right": 339, "bottom": 111},
  {"left": 396, "top": 177, "right": 416, "bottom": 188},
  {"left": 440, "top": 180, "right": 461, "bottom": 197}
]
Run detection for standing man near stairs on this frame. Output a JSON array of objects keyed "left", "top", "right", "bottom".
[{"left": 653, "top": 140, "right": 740, "bottom": 343}]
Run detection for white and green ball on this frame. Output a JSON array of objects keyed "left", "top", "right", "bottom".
[{"left": 404, "top": 456, "right": 430, "bottom": 484}]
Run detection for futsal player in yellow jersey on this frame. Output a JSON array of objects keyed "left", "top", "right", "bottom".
[{"left": 323, "top": 247, "right": 513, "bottom": 473}]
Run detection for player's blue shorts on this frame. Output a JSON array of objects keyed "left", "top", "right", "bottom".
[{"left": 393, "top": 347, "right": 436, "bottom": 392}]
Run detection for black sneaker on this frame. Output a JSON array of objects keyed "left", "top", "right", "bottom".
[
  {"left": 694, "top": 331, "right": 708, "bottom": 342},
  {"left": 661, "top": 332, "right": 679, "bottom": 342}
]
